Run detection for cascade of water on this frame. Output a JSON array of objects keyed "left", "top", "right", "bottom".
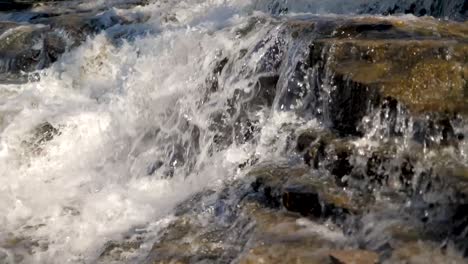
[{"left": 0, "top": 0, "right": 466, "bottom": 263}]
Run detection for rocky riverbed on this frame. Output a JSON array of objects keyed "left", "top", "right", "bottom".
[{"left": 0, "top": 0, "right": 466, "bottom": 263}]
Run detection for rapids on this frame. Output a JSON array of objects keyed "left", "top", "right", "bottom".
[{"left": 0, "top": 0, "right": 466, "bottom": 263}]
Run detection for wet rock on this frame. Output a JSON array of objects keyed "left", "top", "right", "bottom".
[
  {"left": 0, "top": 22, "right": 66, "bottom": 74},
  {"left": 276, "top": 17, "right": 468, "bottom": 136},
  {"left": 295, "top": 127, "right": 468, "bottom": 195},
  {"left": 30, "top": 122, "right": 59, "bottom": 145},
  {"left": 329, "top": 249, "right": 379, "bottom": 264},
  {"left": 21, "top": 122, "right": 60, "bottom": 155},
  {"left": 144, "top": 218, "right": 196, "bottom": 263},
  {"left": 145, "top": 187, "right": 249, "bottom": 264},
  {"left": 145, "top": 217, "right": 231, "bottom": 263},
  {"left": 237, "top": 202, "right": 341, "bottom": 264},
  {"left": 294, "top": 127, "right": 468, "bottom": 256},
  {"left": 247, "top": 164, "right": 372, "bottom": 217},
  {"left": 98, "top": 240, "right": 142, "bottom": 263},
  {"left": 143, "top": 159, "right": 468, "bottom": 263},
  {"left": 360, "top": 0, "right": 467, "bottom": 21},
  {"left": 29, "top": 8, "right": 147, "bottom": 43},
  {"left": 412, "top": 115, "right": 461, "bottom": 147},
  {"left": 0, "top": 0, "right": 148, "bottom": 83},
  {"left": 329, "top": 75, "right": 381, "bottom": 136},
  {"left": 206, "top": 57, "right": 228, "bottom": 93},
  {"left": 387, "top": 241, "right": 467, "bottom": 264},
  {"left": 240, "top": 242, "right": 331, "bottom": 264},
  {"left": 295, "top": 130, "right": 358, "bottom": 185},
  {"left": 0, "top": 234, "right": 49, "bottom": 263},
  {"left": 145, "top": 179, "right": 349, "bottom": 264},
  {"left": 265, "top": 0, "right": 466, "bottom": 20},
  {"left": 212, "top": 17, "right": 467, "bottom": 148},
  {"left": 324, "top": 39, "right": 467, "bottom": 115}
]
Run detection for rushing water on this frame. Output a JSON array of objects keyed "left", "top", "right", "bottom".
[
  {"left": 0, "top": 1, "right": 300, "bottom": 262},
  {"left": 0, "top": 0, "right": 466, "bottom": 263}
]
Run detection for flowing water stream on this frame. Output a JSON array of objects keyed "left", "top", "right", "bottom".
[{"left": 0, "top": 0, "right": 466, "bottom": 263}]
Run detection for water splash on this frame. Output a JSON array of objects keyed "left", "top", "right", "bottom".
[{"left": 0, "top": 0, "right": 466, "bottom": 263}]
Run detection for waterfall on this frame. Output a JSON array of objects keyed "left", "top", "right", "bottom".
[{"left": 0, "top": 0, "right": 466, "bottom": 263}]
